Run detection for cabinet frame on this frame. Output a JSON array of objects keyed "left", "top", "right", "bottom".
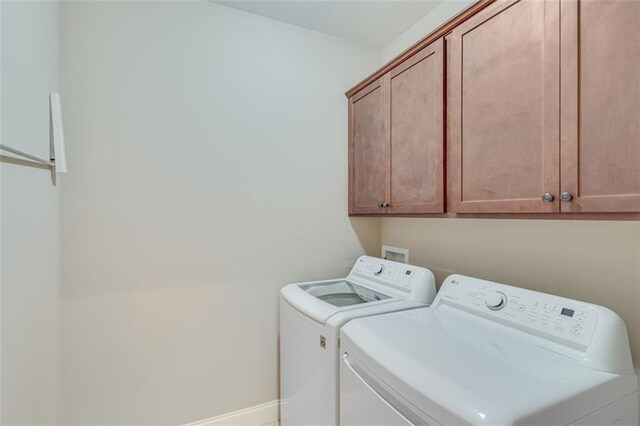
[
  {"left": 349, "top": 41, "right": 445, "bottom": 216},
  {"left": 348, "top": 78, "right": 389, "bottom": 215},
  {"left": 347, "top": 0, "right": 640, "bottom": 220},
  {"left": 387, "top": 39, "right": 445, "bottom": 215},
  {"left": 560, "top": 0, "right": 640, "bottom": 213},
  {"left": 448, "top": 0, "right": 561, "bottom": 214}
]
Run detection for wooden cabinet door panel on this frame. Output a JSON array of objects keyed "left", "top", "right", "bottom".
[
  {"left": 388, "top": 40, "right": 445, "bottom": 214},
  {"left": 349, "top": 79, "right": 388, "bottom": 214},
  {"left": 560, "top": 0, "right": 640, "bottom": 212},
  {"left": 449, "top": 0, "right": 561, "bottom": 213}
]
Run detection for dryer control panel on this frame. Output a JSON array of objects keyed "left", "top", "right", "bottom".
[
  {"left": 441, "top": 277, "right": 597, "bottom": 347},
  {"left": 435, "top": 274, "right": 634, "bottom": 375}
]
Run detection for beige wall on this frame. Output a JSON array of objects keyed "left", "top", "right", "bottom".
[
  {"left": 58, "top": 1, "right": 379, "bottom": 424},
  {"left": 1, "top": 1, "right": 62, "bottom": 424}
]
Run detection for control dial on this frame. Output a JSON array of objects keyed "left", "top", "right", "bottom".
[
  {"left": 485, "top": 291, "right": 507, "bottom": 311},
  {"left": 368, "top": 263, "right": 384, "bottom": 275}
]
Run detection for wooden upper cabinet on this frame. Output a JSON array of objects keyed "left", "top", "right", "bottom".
[
  {"left": 349, "top": 41, "right": 445, "bottom": 215},
  {"left": 388, "top": 40, "right": 445, "bottom": 214},
  {"left": 448, "top": 0, "right": 561, "bottom": 213},
  {"left": 348, "top": 0, "right": 640, "bottom": 219},
  {"left": 349, "top": 79, "right": 387, "bottom": 214},
  {"left": 560, "top": 0, "right": 640, "bottom": 212}
]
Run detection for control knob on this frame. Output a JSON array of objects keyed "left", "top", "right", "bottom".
[
  {"left": 485, "top": 291, "right": 507, "bottom": 311},
  {"left": 368, "top": 263, "right": 384, "bottom": 275}
]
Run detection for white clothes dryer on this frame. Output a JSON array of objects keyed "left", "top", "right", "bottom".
[{"left": 340, "top": 274, "right": 638, "bottom": 425}]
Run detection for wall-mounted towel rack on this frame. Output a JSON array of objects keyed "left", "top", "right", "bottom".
[
  {"left": 0, "top": 144, "right": 54, "bottom": 166},
  {"left": 0, "top": 93, "right": 67, "bottom": 173}
]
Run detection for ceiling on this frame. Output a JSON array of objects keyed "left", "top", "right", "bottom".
[{"left": 213, "top": 0, "right": 445, "bottom": 48}]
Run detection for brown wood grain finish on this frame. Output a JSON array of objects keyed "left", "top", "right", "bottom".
[
  {"left": 445, "top": 33, "right": 454, "bottom": 214},
  {"left": 349, "top": 79, "right": 388, "bottom": 215},
  {"left": 349, "top": 211, "right": 640, "bottom": 221},
  {"left": 560, "top": 0, "right": 640, "bottom": 212},
  {"left": 388, "top": 40, "right": 445, "bottom": 214},
  {"left": 449, "top": 0, "right": 561, "bottom": 213},
  {"left": 348, "top": 0, "right": 640, "bottom": 219}
]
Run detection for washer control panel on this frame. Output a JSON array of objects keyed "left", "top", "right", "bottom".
[
  {"left": 438, "top": 275, "right": 598, "bottom": 347},
  {"left": 352, "top": 257, "right": 417, "bottom": 290}
]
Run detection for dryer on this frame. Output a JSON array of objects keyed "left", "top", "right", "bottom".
[
  {"left": 280, "top": 256, "right": 436, "bottom": 426},
  {"left": 340, "top": 274, "right": 638, "bottom": 425}
]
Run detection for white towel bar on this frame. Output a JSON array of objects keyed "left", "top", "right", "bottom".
[
  {"left": 0, "top": 144, "right": 54, "bottom": 167},
  {"left": 0, "top": 93, "right": 67, "bottom": 173}
]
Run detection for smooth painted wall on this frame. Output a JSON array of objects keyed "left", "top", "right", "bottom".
[
  {"left": 59, "top": 2, "right": 379, "bottom": 424},
  {"left": 1, "top": 2, "right": 61, "bottom": 424},
  {"left": 379, "top": 1, "right": 640, "bottom": 366},
  {"left": 380, "top": 0, "right": 475, "bottom": 63}
]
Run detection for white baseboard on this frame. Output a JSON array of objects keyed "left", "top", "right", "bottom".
[{"left": 183, "top": 400, "right": 279, "bottom": 426}]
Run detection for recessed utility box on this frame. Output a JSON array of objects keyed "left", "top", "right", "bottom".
[{"left": 381, "top": 245, "right": 409, "bottom": 264}]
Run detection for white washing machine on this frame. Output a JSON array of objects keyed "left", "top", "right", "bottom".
[
  {"left": 280, "top": 256, "right": 436, "bottom": 426},
  {"left": 340, "top": 274, "right": 638, "bottom": 425}
]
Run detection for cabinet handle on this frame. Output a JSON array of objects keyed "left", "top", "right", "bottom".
[
  {"left": 541, "top": 193, "right": 555, "bottom": 203},
  {"left": 382, "top": 202, "right": 389, "bottom": 208},
  {"left": 377, "top": 202, "right": 384, "bottom": 208},
  {"left": 560, "top": 192, "right": 574, "bottom": 202}
]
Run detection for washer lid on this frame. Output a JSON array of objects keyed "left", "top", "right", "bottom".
[
  {"left": 341, "top": 306, "right": 638, "bottom": 425},
  {"left": 281, "top": 279, "right": 398, "bottom": 324},
  {"left": 299, "top": 280, "right": 391, "bottom": 307}
]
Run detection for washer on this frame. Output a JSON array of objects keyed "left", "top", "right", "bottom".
[
  {"left": 340, "top": 274, "right": 638, "bottom": 425},
  {"left": 280, "top": 256, "right": 436, "bottom": 426}
]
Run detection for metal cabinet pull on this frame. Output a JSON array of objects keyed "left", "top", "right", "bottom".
[
  {"left": 541, "top": 193, "right": 555, "bottom": 203},
  {"left": 559, "top": 192, "right": 574, "bottom": 202},
  {"left": 382, "top": 202, "right": 389, "bottom": 208}
]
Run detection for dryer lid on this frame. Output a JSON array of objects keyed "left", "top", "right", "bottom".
[{"left": 341, "top": 306, "right": 637, "bottom": 426}]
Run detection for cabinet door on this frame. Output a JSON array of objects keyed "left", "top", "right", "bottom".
[
  {"left": 349, "top": 79, "right": 388, "bottom": 215},
  {"left": 560, "top": 0, "right": 640, "bottom": 212},
  {"left": 449, "top": 0, "right": 560, "bottom": 213},
  {"left": 387, "top": 40, "right": 445, "bottom": 214}
]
